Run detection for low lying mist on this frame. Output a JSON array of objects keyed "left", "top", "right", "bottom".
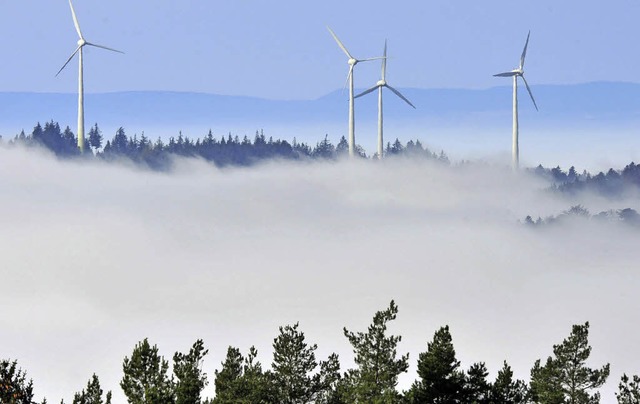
[{"left": 1, "top": 146, "right": 638, "bottom": 402}]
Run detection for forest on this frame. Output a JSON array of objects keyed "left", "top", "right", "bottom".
[
  {"left": 4, "top": 121, "right": 640, "bottom": 201},
  {"left": 3, "top": 301, "right": 639, "bottom": 403}
]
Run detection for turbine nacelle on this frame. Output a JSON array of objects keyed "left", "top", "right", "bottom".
[
  {"left": 348, "top": 58, "right": 357, "bottom": 66},
  {"left": 376, "top": 79, "right": 386, "bottom": 87},
  {"left": 77, "top": 38, "right": 86, "bottom": 47}
]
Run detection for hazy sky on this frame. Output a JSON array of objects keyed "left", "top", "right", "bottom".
[
  {"left": 1, "top": 0, "right": 639, "bottom": 99},
  {"left": 2, "top": 147, "right": 639, "bottom": 402}
]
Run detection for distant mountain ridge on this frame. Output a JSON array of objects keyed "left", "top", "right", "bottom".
[
  {"left": 1, "top": 81, "right": 638, "bottom": 141},
  {"left": 0, "top": 82, "right": 640, "bottom": 169}
]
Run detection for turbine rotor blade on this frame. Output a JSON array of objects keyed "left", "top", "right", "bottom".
[
  {"left": 494, "top": 71, "right": 518, "bottom": 77},
  {"left": 520, "top": 30, "right": 531, "bottom": 70},
  {"left": 386, "top": 85, "right": 416, "bottom": 109},
  {"left": 327, "top": 27, "right": 353, "bottom": 59},
  {"left": 358, "top": 56, "right": 386, "bottom": 62},
  {"left": 68, "top": 0, "right": 84, "bottom": 39},
  {"left": 355, "top": 85, "right": 379, "bottom": 99},
  {"left": 520, "top": 75, "right": 539, "bottom": 111},
  {"left": 342, "top": 65, "right": 353, "bottom": 93},
  {"left": 86, "top": 42, "right": 125, "bottom": 54},
  {"left": 382, "top": 39, "right": 387, "bottom": 80},
  {"left": 56, "top": 46, "right": 81, "bottom": 77}
]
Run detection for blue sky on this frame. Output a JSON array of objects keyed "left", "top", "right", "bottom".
[{"left": 1, "top": 0, "right": 639, "bottom": 99}]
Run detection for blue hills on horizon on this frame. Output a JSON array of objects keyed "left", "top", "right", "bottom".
[{"left": 1, "top": 81, "right": 639, "bottom": 141}]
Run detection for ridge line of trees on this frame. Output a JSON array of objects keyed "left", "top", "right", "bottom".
[
  {"left": 3, "top": 301, "right": 639, "bottom": 403},
  {"left": 6, "top": 121, "right": 448, "bottom": 170}
]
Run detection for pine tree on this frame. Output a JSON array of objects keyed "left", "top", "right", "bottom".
[
  {"left": 72, "top": 374, "right": 112, "bottom": 404},
  {"left": 464, "top": 362, "right": 491, "bottom": 403},
  {"left": 173, "top": 339, "right": 209, "bottom": 404},
  {"left": 490, "top": 361, "right": 528, "bottom": 403},
  {"left": 213, "top": 347, "right": 244, "bottom": 403},
  {"left": 407, "top": 325, "right": 466, "bottom": 403},
  {"left": 271, "top": 322, "right": 341, "bottom": 403},
  {"left": 341, "top": 300, "right": 409, "bottom": 403},
  {"left": 121, "top": 338, "right": 175, "bottom": 404},
  {"left": 617, "top": 374, "right": 640, "bottom": 404},
  {"left": 529, "top": 322, "right": 610, "bottom": 403},
  {"left": 212, "top": 346, "right": 276, "bottom": 403},
  {"left": 0, "top": 359, "right": 35, "bottom": 404}
]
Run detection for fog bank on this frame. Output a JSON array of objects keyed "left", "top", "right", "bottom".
[{"left": 0, "top": 147, "right": 638, "bottom": 402}]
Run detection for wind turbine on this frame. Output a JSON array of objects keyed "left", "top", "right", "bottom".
[
  {"left": 494, "top": 31, "right": 538, "bottom": 170},
  {"left": 355, "top": 40, "right": 415, "bottom": 159},
  {"left": 56, "top": 0, "right": 123, "bottom": 154},
  {"left": 327, "top": 27, "right": 384, "bottom": 158}
]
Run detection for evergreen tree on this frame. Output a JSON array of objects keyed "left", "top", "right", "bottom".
[
  {"left": 0, "top": 359, "right": 35, "bottom": 404},
  {"left": 111, "top": 127, "right": 129, "bottom": 155},
  {"left": 617, "top": 374, "right": 640, "bottom": 404},
  {"left": 173, "top": 339, "right": 209, "bottom": 404},
  {"left": 31, "top": 122, "right": 44, "bottom": 143},
  {"left": 341, "top": 300, "right": 409, "bottom": 403},
  {"left": 271, "top": 322, "right": 341, "bottom": 403},
  {"left": 88, "top": 124, "right": 103, "bottom": 151},
  {"left": 529, "top": 358, "right": 564, "bottom": 404},
  {"left": 312, "top": 135, "right": 336, "bottom": 159},
  {"left": 72, "top": 374, "right": 112, "bottom": 404},
  {"left": 407, "top": 325, "right": 466, "bottom": 403},
  {"left": 212, "top": 346, "right": 275, "bottom": 403},
  {"left": 464, "top": 362, "right": 491, "bottom": 403},
  {"left": 336, "top": 136, "right": 349, "bottom": 157},
  {"left": 121, "top": 338, "right": 175, "bottom": 404},
  {"left": 213, "top": 347, "right": 244, "bottom": 403},
  {"left": 490, "top": 361, "right": 528, "bottom": 404},
  {"left": 529, "top": 322, "right": 610, "bottom": 403}
]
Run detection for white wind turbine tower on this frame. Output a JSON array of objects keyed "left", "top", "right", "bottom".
[
  {"left": 56, "top": 0, "right": 123, "bottom": 154},
  {"left": 494, "top": 31, "right": 538, "bottom": 170},
  {"left": 355, "top": 40, "right": 415, "bottom": 159},
  {"left": 327, "top": 27, "right": 384, "bottom": 157}
]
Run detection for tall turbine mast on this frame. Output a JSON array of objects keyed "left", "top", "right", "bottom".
[
  {"left": 57, "top": 0, "right": 123, "bottom": 154},
  {"left": 327, "top": 27, "right": 384, "bottom": 158},
  {"left": 355, "top": 40, "right": 415, "bottom": 159},
  {"left": 494, "top": 31, "right": 538, "bottom": 170}
]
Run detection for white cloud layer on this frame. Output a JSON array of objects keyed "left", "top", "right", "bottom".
[{"left": 1, "top": 146, "right": 638, "bottom": 402}]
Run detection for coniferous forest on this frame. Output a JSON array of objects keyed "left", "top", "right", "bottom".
[
  {"left": 3, "top": 300, "right": 639, "bottom": 403},
  {"left": 5, "top": 120, "right": 640, "bottom": 202}
]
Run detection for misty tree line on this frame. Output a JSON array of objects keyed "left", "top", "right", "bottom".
[
  {"left": 530, "top": 163, "right": 640, "bottom": 198},
  {"left": 5, "top": 121, "right": 448, "bottom": 170},
  {"left": 524, "top": 205, "right": 640, "bottom": 228},
  {"left": 6, "top": 121, "right": 640, "bottom": 199},
  {"left": 3, "top": 301, "right": 640, "bottom": 404}
]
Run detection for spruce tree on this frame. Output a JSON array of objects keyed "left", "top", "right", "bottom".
[
  {"left": 341, "top": 300, "right": 409, "bottom": 403},
  {"left": 88, "top": 124, "right": 103, "bottom": 151}
]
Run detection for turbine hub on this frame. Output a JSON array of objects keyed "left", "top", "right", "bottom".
[
  {"left": 377, "top": 80, "right": 386, "bottom": 86},
  {"left": 348, "top": 58, "right": 357, "bottom": 66},
  {"left": 77, "top": 38, "right": 86, "bottom": 47}
]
